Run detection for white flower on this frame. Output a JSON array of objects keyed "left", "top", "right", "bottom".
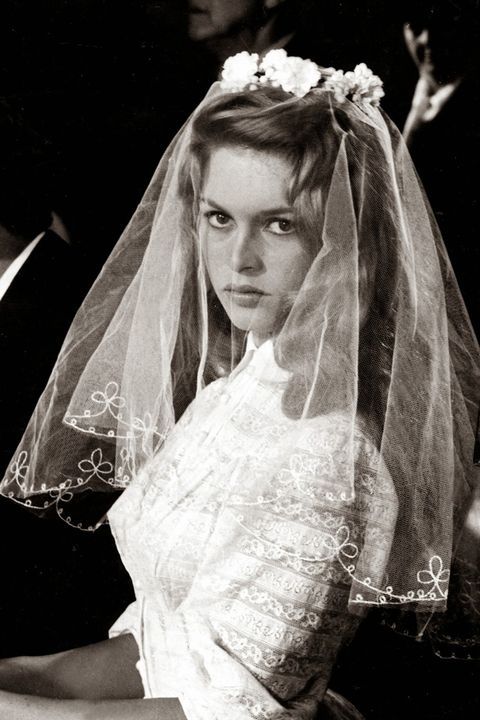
[
  {"left": 274, "top": 57, "right": 321, "bottom": 97},
  {"left": 259, "top": 48, "right": 289, "bottom": 81},
  {"left": 220, "top": 51, "right": 384, "bottom": 108},
  {"left": 324, "top": 69, "right": 352, "bottom": 104},
  {"left": 324, "top": 63, "right": 384, "bottom": 107},
  {"left": 344, "top": 63, "right": 385, "bottom": 107},
  {"left": 260, "top": 51, "right": 320, "bottom": 97},
  {"left": 221, "top": 51, "right": 260, "bottom": 92}
]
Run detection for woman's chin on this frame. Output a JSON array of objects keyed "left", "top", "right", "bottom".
[{"left": 223, "top": 309, "right": 268, "bottom": 338}]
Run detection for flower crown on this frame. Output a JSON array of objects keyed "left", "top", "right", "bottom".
[{"left": 221, "top": 49, "right": 384, "bottom": 107}]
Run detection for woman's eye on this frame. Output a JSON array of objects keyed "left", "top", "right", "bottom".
[
  {"left": 206, "top": 212, "right": 231, "bottom": 229},
  {"left": 267, "top": 218, "right": 295, "bottom": 235}
]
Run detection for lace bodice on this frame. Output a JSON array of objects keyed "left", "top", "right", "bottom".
[{"left": 108, "top": 339, "right": 398, "bottom": 719}]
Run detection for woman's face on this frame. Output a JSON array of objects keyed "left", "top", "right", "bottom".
[{"left": 200, "top": 146, "right": 312, "bottom": 345}]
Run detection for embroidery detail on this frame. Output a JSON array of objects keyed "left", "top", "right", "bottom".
[
  {"left": 8, "top": 450, "right": 29, "bottom": 488},
  {"left": 417, "top": 555, "right": 450, "bottom": 597},
  {"left": 65, "top": 381, "right": 167, "bottom": 445},
  {"left": 78, "top": 448, "right": 114, "bottom": 483}
]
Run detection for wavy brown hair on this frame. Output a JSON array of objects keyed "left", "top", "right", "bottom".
[{"left": 175, "top": 87, "right": 398, "bottom": 436}]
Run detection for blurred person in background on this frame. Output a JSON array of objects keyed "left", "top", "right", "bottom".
[
  {"left": 0, "top": 100, "right": 133, "bottom": 658},
  {"left": 0, "top": 100, "right": 77, "bottom": 479},
  {"left": 401, "top": 1, "right": 480, "bottom": 336},
  {"left": 0, "top": 1, "right": 201, "bottom": 265}
]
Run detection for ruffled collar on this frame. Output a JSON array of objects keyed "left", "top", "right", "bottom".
[{"left": 229, "top": 334, "right": 291, "bottom": 384}]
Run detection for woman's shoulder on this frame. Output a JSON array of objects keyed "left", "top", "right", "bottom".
[
  {"left": 299, "top": 411, "right": 377, "bottom": 457},
  {"left": 297, "top": 411, "right": 397, "bottom": 503}
]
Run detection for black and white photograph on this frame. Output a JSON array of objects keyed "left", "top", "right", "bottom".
[{"left": 0, "top": 2, "right": 479, "bottom": 718}]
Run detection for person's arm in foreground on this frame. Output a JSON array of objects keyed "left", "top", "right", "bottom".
[
  {"left": 0, "top": 634, "right": 186, "bottom": 719},
  {"left": 0, "top": 691, "right": 184, "bottom": 720}
]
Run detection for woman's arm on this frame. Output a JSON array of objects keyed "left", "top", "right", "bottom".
[
  {"left": 0, "top": 635, "right": 187, "bottom": 719},
  {"left": 0, "top": 634, "right": 142, "bottom": 700},
  {"left": 0, "top": 691, "right": 185, "bottom": 720}
]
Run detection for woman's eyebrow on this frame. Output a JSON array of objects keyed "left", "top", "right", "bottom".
[
  {"left": 257, "top": 206, "right": 294, "bottom": 216},
  {"left": 200, "top": 196, "right": 226, "bottom": 209},
  {"left": 199, "top": 197, "right": 232, "bottom": 216},
  {"left": 200, "top": 197, "right": 293, "bottom": 216}
]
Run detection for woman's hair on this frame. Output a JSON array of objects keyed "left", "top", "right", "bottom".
[{"left": 174, "top": 87, "right": 398, "bottom": 435}]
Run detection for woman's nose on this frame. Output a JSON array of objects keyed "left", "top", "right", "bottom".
[{"left": 228, "top": 226, "right": 262, "bottom": 273}]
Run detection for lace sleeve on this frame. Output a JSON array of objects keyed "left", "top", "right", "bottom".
[{"left": 136, "top": 422, "right": 398, "bottom": 720}]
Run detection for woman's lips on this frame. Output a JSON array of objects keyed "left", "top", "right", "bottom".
[{"left": 224, "top": 285, "right": 268, "bottom": 308}]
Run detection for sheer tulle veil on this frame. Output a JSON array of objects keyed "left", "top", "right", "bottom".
[{"left": 1, "top": 60, "right": 479, "bottom": 656}]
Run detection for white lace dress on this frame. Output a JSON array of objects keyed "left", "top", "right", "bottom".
[{"left": 108, "top": 337, "right": 398, "bottom": 720}]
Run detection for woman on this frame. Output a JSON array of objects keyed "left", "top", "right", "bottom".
[{"left": 0, "top": 51, "right": 478, "bottom": 719}]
